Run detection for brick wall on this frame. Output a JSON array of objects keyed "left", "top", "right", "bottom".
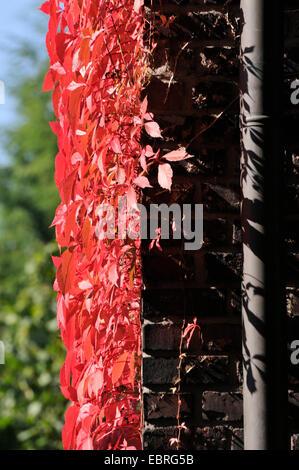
[{"left": 142, "top": 0, "right": 299, "bottom": 450}]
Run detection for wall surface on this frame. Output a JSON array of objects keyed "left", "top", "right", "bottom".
[{"left": 142, "top": 0, "right": 299, "bottom": 450}]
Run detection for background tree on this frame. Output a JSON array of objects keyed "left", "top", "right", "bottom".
[{"left": 0, "top": 57, "right": 66, "bottom": 449}]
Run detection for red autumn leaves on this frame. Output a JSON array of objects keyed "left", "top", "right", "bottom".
[
  {"left": 42, "top": 0, "right": 192, "bottom": 450},
  {"left": 42, "top": 0, "right": 147, "bottom": 450}
]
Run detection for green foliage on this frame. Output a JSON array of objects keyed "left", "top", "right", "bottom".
[{"left": 0, "top": 65, "right": 66, "bottom": 450}]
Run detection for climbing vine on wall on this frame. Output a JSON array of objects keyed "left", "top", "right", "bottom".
[{"left": 42, "top": 0, "right": 193, "bottom": 450}]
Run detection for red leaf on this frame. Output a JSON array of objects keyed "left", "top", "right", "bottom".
[
  {"left": 127, "top": 186, "right": 138, "bottom": 210},
  {"left": 82, "top": 217, "right": 92, "bottom": 249},
  {"left": 49, "top": 121, "right": 60, "bottom": 135},
  {"left": 140, "top": 96, "right": 148, "bottom": 117},
  {"left": 39, "top": 1, "right": 50, "bottom": 14},
  {"left": 163, "top": 147, "right": 192, "bottom": 162},
  {"left": 183, "top": 318, "right": 201, "bottom": 349},
  {"left": 62, "top": 404, "right": 79, "bottom": 450},
  {"left": 63, "top": 169, "right": 77, "bottom": 204},
  {"left": 129, "top": 352, "right": 136, "bottom": 387},
  {"left": 111, "top": 136, "right": 122, "bottom": 154},
  {"left": 108, "top": 263, "right": 118, "bottom": 286},
  {"left": 134, "top": 175, "right": 152, "bottom": 188},
  {"left": 61, "top": 248, "right": 77, "bottom": 295},
  {"left": 158, "top": 163, "right": 173, "bottom": 190},
  {"left": 42, "top": 70, "right": 54, "bottom": 92},
  {"left": 112, "top": 352, "right": 129, "bottom": 385},
  {"left": 144, "top": 121, "right": 162, "bottom": 138},
  {"left": 134, "top": 0, "right": 143, "bottom": 14}
]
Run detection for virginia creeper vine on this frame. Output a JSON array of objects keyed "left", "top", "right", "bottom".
[{"left": 42, "top": 0, "right": 195, "bottom": 450}]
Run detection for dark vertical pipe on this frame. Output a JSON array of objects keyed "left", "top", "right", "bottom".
[{"left": 240, "top": 0, "right": 288, "bottom": 449}]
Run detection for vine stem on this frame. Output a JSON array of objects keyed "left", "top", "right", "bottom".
[
  {"left": 185, "top": 95, "right": 239, "bottom": 150},
  {"left": 176, "top": 317, "right": 186, "bottom": 450}
]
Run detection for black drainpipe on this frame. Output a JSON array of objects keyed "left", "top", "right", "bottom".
[{"left": 240, "top": 0, "right": 288, "bottom": 449}]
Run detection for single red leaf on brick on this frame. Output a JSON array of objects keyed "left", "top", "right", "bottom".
[
  {"left": 163, "top": 147, "right": 192, "bottom": 162},
  {"left": 144, "top": 121, "right": 162, "bottom": 138},
  {"left": 158, "top": 163, "right": 173, "bottom": 190}
]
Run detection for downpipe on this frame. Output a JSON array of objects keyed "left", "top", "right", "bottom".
[{"left": 240, "top": 0, "right": 288, "bottom": 450}]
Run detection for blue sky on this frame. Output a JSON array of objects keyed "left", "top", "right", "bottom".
[{"left": 0, "top": 0, "right": 49, "bottom": 164}]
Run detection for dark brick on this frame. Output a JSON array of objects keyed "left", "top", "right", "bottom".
[
  {"left": 285, "top": 219, "right": 299, "bottom": 250},
  {"left": 143, "top": 356, "right": 179, "bottom": 385},
  {"left": 148, "top": 11, "right": 239, "bottom": 42},
  {"left": 202, "top": 183, "right": 240, "bottom": 213},
  {"left": 143, "top": 323, "right": 181, "bottom": 352},
  {"left": 143, "top": 323, "right": 203, "bottom": 353},
  {"left": 151, "top": 40, "right": 196, "bottom": 79},
  {"left": 142, "top": 181, "right": 195, "bottom": 207},
  {"left": 143, "top": 354, "right": 231, "bottom": 387},
  {"left": 203, "top": 323, "right": 242, "bottom": 353},
  {"left": 288, "top": 360, "right": 299, "bottom": 387},
  {"left": 142, "top": 289, "right": 185, "bottom": 319},
  {"left": 205, "top": 252, "right": 242, "bottom": 282},
  {"left": 142, "top": 287, "right": 227, "bottom": 320},
  {"left": 143, "top": 424, "right": 202, "bottom": 451},
  {"left": 202, "top": 392, "right": 243, "bottom": 422},
  {"left": 196, "top": 47, "right": 239, "bottom": 76},
  {"left": 286, "top": 253, "right": 299, "bottom": 283},
  {"left": 193, "top": 426, "right": 231, "bottom": 450},
  {"left": 192, "top": 80, "right": 237, "bottom": 110},
  {"left": 144, "top": 321, "right": 241, "bottom": 354},
  {"left": 203, "top": 218, "right": 228, "bottom": 247},
  {"left": 143, "top": 253, "right": 195, "bottom": 284},
  {"left": 144, "top": 393, "right": 192, "bottom": 420},
  {"left": 143, "top": 425, "right": 177, "bottom": 451},
  {"left": 285, "top": 11, "right": 299, "bottom": 41},
  {"left": 183, "top": 355, "right": 230, "bottom": 385},
  {"left": 190, "top": 115, "right": 239, "bottom": 150},
  {"left": 189, "top": 288, "right": 227, "bottom": 317},
  {"left": 147, "top": 77, "right": 191, "bottom": 113}
]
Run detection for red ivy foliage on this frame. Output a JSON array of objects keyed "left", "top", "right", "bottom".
[
  {"left": 41, "top": 0, "right": 152, "bottom": 450},
  {"left": 42, "top": 0, "right": 192, "bottom": 450}
]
